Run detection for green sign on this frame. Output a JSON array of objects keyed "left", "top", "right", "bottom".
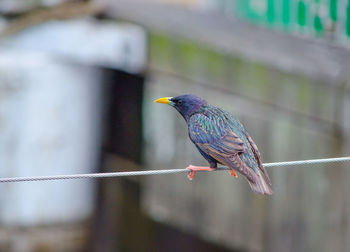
[{"left": 212, "top": 0, "right": 350, "bottom": 41}]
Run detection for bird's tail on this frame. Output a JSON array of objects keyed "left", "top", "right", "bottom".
[{"left": 247, "top": 169, "right": 273, "bottom": 195}]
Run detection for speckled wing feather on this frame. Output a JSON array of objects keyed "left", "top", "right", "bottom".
[
  {"left": 188, "top": 111, "right": 256, "bottom": 182},
  {"left": 188, "top": 109, "right": 243, "bottom": 151},
  {"left": 243, "top": 131, "right": 272, "bottom": 186},
  {"left": 188, "top": 106, "right": 272, "bottom": 194}
]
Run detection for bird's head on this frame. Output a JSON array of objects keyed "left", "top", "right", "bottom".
[{"left": 154, "top": 94, "right": 207, "bottom": 121}]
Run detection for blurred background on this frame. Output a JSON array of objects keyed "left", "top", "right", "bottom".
[{"left": 0, "top": 0, "right": 349, "bottom": 251}]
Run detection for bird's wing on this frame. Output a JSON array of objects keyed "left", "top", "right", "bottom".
[
  {"left": 188, "top": 113, "right": 258, "bottom": 182},
  {"left": 188, "top": 113, "right": 246, "bottom": 156},
  {"left": 242, "top": 131, "right": 272, "bottom": 186},
  {"left": 189, "top": 112, "right": 272, "bottom": 194}
]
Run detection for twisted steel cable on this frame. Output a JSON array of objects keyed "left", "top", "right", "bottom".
[{"left": 0, "top": 157, "right": 349, "bottom": 183}]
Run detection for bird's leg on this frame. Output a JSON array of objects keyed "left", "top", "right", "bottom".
[
  {"left": 229, "top": 169, "right": 238, "bottom": 178},
  {"left": 186, "top": 163, "right": 216, "bottom": 180}
]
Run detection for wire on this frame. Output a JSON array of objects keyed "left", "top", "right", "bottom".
[
  {"left": 263, "top": 156, "right": 350, "bottom": 167},
  {"left": 0, "top": 156, "right": 349, "bottom": 183}
]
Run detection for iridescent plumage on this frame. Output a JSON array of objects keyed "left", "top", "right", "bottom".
[{"left": 155, "top": 94, "right": 272, "bottom": 195}]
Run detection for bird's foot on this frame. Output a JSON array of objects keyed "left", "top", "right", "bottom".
[
  {"left": 186, "top": 165, "right": 216, "bottom": 180},
  {"left": 229, "top": 169, "right": 238, "bottom": 178}
]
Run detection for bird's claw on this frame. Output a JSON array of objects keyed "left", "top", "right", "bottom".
[
  {"left": 186, "top": 165, "right": 196, "bottom": 180},
  {"left": 186, "top": 165, "right": 216, "bottom": 180},
  {"left": 230, "top": 169, "right": 238, "bottom": 178},
  {"left": 186, "top": 165, "right": 237, "bottom": 180}
]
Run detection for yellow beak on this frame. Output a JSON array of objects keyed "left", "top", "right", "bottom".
[{"left": 154, "top": 97, "right": 173, "bottom": 104}]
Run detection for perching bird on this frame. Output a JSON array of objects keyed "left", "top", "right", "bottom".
[{"left": 154, "top": 94, "right": 272, "bottom": 195}]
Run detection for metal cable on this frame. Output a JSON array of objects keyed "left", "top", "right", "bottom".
[{"left": 0, "top": 156, "right": 349, "bottom": 183}]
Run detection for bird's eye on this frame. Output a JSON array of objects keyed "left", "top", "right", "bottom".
[{"left": 177, "top": 100, "right": 183, "bottom": 105}]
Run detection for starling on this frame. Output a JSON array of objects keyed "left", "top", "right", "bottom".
[{"left": 155, "top": 94, "right": 272, "bottom": 195}]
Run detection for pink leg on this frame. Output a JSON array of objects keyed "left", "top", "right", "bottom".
[
  {"left": 186, "top": 165, "right": 216, "bottom": 180},
  {"left": 229, "top": 169, "right": 238, "bottom": 178}
]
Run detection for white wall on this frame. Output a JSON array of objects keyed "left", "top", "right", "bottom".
[{"left": 0, "top": 51, "right": 102, "bottom": 226}]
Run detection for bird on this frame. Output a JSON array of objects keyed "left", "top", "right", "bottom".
[{"left": 154, "top": 94, "right": 272, "bottom": 195}]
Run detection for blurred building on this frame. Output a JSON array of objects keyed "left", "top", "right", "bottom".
[{"left": 0, "top": 0, "right": 350, "bottom": 252}]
